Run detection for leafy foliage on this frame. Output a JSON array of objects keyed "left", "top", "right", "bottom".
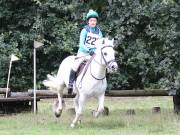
[
  {"left": 0, "top": 0, "right": 179, "bottom": 95},
  {"left": 104, "top": 0, "right": 180, "bottom": 95}
]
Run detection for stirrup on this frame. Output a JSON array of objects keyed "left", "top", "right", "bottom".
[
  {"left": 68, "top": 84, "right": 73, "bottom": 94},
  {"left": 68, "top": 88, "right": 73, "bottom": 94}
]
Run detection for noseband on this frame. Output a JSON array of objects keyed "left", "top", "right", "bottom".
[{"left": 90, "top": 45, "right": 116, "bottom": 80}]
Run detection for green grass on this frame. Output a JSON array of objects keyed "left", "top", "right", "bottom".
[{"left": 0, "top": 97, "right": 180, "bottom": 135}]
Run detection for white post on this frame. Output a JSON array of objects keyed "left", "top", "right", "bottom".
[
  {"left": 6, "top": 54, "right": 19, "bottom": 98},
  {"left": 6, "top": 60, "right": 12, "bottom": 98},
  {"left": 33, "top": 40, "right": 44, "bottom": 114},
  {"left": 33, "top": 47, "right": 37, "bottom": 113}
]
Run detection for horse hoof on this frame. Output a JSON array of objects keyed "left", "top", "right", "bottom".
[
  {"left": 55, "top": 112, "right": 61, "bottom": 118},
  {"left": 102, "top": 106, "right": 109, "bottom": 116},
  {"left": 70, "top": 123, "right": 75, "bottom": 128}
]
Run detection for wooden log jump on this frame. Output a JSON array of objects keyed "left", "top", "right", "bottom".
[
  {"left": 0, "top": 88, "right": 40, "bottom": 114},
  {"left": 0, "top": 96, "right": 40, "bottom": 114},
  {"left": 27, "top": 89, "right": 169, "bottom": 99},
  {"left": 0, "top": 88, "right": 177, "bottom": 114},
  {"left": 28, "top": 90, "right": 168, "bottom": 98},
  {"left": 105, "top": 89, "right": 168, "bottom": 97},
  {"left": 1, "top": 88, "right": 170, "bottom": 98},
  {"left": 0, "top": 88, "right": 10, "bottom": 97},
  {"left": 1, "top": 88, "right": 169, "bottom": 99},
  {"left": 28, "top": 90, "right": 75, "bottom": 98}
]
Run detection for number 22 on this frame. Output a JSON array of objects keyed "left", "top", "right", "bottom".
[{"left": 86, "top": 36, "right": 96, "bottom": 45}]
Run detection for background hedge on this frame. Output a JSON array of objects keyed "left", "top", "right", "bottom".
[{"left": 0, "top": 0, "right": 179, "bottom": 95}]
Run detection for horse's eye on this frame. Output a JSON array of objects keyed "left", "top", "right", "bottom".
[{"left": 104, "top": 52, "right": 107, "bottom": 56}]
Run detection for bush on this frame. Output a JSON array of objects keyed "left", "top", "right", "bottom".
[{"left": 0, "top": 0, "right": 179, "bottom": 95}]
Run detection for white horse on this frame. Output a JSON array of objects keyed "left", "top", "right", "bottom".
[{"left": 43, "top": 38, "right": 118, "bottom": 128}]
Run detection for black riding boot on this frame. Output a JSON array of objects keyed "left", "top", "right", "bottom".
[{"left": 68, "top": 70, "right": 76, "bottom": 94}]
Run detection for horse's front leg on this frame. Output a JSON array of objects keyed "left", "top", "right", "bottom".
[
  {"left": 70, "top": 95, "right": 86, "bottom": 128},
  {"left": 93, "top": 94, "right": 105, "bottom": 118},
  {"left": 74, "top": 95, "right": 79, "bottom": 114}
]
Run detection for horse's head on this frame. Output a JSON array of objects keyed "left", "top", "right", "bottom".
[{"left": 95, "top": 38, "right": 118, "bottom": 73}]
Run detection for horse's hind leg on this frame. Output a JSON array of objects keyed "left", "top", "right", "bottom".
[
  {"left": 93, "top": 94, "right": 105, "bottom": 118},
  {"left": 53, "top": 93, "right": 63, "bottom": 117},
  {"left": 54, "top": 84, "right": 65, "bottom": 118},
  {"left": 70, "top": 94, "right": 86, "bottom": 128}
]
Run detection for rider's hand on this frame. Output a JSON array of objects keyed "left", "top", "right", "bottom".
[{"left": 89, "top": 50, "right": 95, "bottom": 56}]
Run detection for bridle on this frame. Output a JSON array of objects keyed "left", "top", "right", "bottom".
[
  {"left": 101, "top": 46, "right": 117, "bottom": 69},
  {"left": 90, "top": 45, "right": 116, "bottom": 80}
]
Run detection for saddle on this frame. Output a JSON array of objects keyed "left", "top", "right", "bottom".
[
  {"left": 74, "top": 54, "right": 95, "bottom": 81},
  {"left": 75, "top": 60, "right": 88, "bottom": 79}
]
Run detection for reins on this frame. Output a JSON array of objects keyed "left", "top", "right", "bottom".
[{"left": 77, "top": 45, "right": 116, "bottom": 88}]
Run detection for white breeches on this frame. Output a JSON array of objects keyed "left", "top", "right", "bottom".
[{"left": 72, "top": 52, "right": 90, "bottom": 71}]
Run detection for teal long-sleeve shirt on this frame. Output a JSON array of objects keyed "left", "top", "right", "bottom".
[{"left": 78, "top": 26, "right": 103, "bottom": 53}]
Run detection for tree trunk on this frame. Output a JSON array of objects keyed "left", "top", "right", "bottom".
[{"left": 173, "top": 95, "right": 180, "bottom": 114}]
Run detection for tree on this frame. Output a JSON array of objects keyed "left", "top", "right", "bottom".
[{"left": 0, "top": 0, "right": 179, "bottom": 96}]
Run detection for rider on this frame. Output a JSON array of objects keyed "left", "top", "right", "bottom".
[{"left": 68, "top": 9, "right": 103, "bottom": 94}]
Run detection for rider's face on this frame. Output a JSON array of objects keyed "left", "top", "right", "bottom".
[{"left": 88, "top": 18, "right": 97, "bottom": 27}]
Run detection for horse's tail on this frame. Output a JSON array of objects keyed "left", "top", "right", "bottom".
[{"left": 43, "top": 74, "right": 60, "bottom": 91}]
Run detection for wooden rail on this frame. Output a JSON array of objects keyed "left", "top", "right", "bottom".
[
  {"left": 1, "top": 88, "right": 170, "bottom": 99},
  {"left": 105, "top": 89, "right": 169, "bottom": 97},
  {"left": 0, "top": 88, "right": 10, "bottom": 94},
  {"left": 0, "top": 96, "right": 40, "bottom": 114},
  {"left": 27, "top": 89, "right": 169, "bottom": 98},
  {"left": 0, "top": 88, "right": 173, "bottom": 114},
  {"left": 28, "top": 90, "right": 75, "bottom": 98},
  {"left": 0, "top": 96, "right": 40, "bottom": 102}
]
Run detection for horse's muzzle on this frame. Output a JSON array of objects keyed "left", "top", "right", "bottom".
[{"left": 107, "top": 61, "right": 118, "bottom": 73}]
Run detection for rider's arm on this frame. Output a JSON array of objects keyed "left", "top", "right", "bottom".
[{"left": 79, "top": 28, "right": 89, "bottom": 53}]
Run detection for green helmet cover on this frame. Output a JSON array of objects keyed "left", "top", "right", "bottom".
[{"left": 86, "top": 9, "right": 99, "bottom": 20}]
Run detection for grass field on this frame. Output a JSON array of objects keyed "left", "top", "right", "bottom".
[{"left": 0, "top": 96, "right": 179, "bottom": 135}]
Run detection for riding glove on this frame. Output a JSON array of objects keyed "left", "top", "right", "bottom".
[{"left": 89, "top": 50, "right": 95, "bottom": 56}]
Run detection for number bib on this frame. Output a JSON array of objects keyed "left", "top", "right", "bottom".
[{"left": 85, "top": 32, "right": 100, "bottom": 48}]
